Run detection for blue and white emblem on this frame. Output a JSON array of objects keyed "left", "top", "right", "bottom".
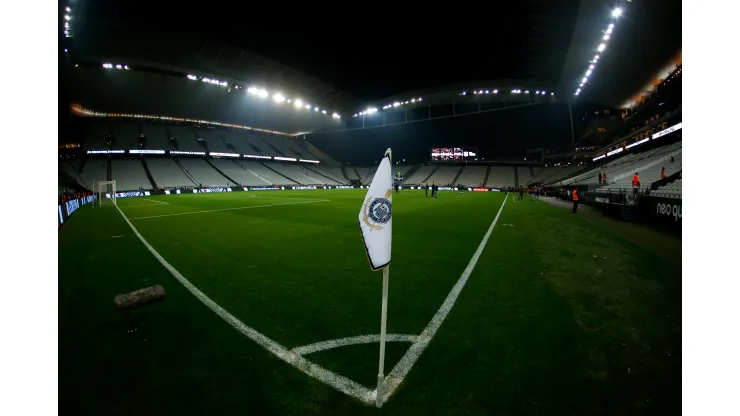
[{"left": 368, "top": 198, "right": 392, "bottom": 225}]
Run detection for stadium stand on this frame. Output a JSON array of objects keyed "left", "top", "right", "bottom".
[
  {"left": 60, "top": 159, "right": 88, "bottom": 189},
  {"left": 235, "top": 161, "right": 292, "bottom": 185},
  {"left": 84, "top": 122, "right": 110, "bottom": 149},
  {"left": 456, "top": 166, "right": 488, "bottom": 187},
  {"left": 427, "top": 166, "right": 461, "bottom": 185},
  {"left": 170, "top": 126, "right": 201, "bottom": 151},
  {"left": 196, "top": 129, "right": 228, "bottom": 152},
  {"left": 270, "top": 163, "right": 332, "bottom": 185},
  {"left": 652, "top": 179, "right": 682, "bottom": 199},
  {"left": 141, "top": 123, "right": 171, "bottom": 149},
  {"left": 146, "top": 158, "right": 196, "bottom": 188},
  {"left": 309, "top": 166, "right": 348, "bottom": 184},
  {"left": 79, "top": 159, "right": 108, "bottom": 188},
  {"left": 517, "top": 167, "right": 534, "bottom": 186},
  {"left": 179, "top": 158, "right": 235, "bottom": 187},
  {"left": 112, "top": 159, "right": 151, "bottom": 191},
  {"left": 355, "top": 167, "right": 373, "bottom": 184},
  {"left": 112, "top": 121, "right": 141, "bottom": 149},
  {"left": 206, "top": 159, "right": 264, "bottom": 186},
  {"left": 485, "top": 167, "right": 516, "bottom": 188},
  {"left": 558, "top": 141, "right": 682, "bottom": 191},
  {"left": 406, "top": 165, "right": 437, "bottom": 184}
]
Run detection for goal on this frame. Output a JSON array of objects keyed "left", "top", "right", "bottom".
[{"left": 94, "top": 180, "right": 117, "bottom": 207}]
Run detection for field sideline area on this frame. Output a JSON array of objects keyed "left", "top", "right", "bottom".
[{"left": 59, "top": 189, "right": 681, "bottom": 415}]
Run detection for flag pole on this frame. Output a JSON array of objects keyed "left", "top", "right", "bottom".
[{"left": 376, "top": 264, "right": 390, "bottom": 408}]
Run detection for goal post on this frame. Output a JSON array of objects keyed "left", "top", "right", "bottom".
[{"left": 95, "top": 180, "right": 117, "bottom": 207}]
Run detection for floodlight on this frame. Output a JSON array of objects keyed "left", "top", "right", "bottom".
[
  {"left": 597, "top": 43, "right": 606, "bottom": 52},
  {"left": 612, "top": 8, "right": 622, "bottom": 17}
]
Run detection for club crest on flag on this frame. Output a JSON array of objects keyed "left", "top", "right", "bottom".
[{"left": 362, "top": 189, "right": 393, "bottom": 231}]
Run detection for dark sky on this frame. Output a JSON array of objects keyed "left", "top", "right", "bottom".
[
  {"left": 72, "top": 0, "right": 579, "bottom": 100},
  {"left": 67, "top": 0, "right": 680, "bottom": 108}
]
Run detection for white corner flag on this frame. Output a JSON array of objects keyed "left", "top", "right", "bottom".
[{"left": 358, "top": 148, "right": 393, "bottom": 407}]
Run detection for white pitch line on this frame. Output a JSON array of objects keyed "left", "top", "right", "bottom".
[
  {"left": 292, "top": 334, "right": 418, "bottom": 356},
  {"left": 128, "top": 200, "right": 330, "bottom": 220},
  {"left": 142, "top": 198, "right": 169, "bottom": 205},
  {"left": 113, "top": 204, "right": 376, "bottom": 405},
  {"left": 379, "top": 195, "right": 508, "bottom": 404}
]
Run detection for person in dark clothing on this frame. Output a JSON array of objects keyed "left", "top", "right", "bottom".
[
  {"left": 395, "top": 182, "right": 399, "bottom": 194},
  {"left": 425, "top": 183, "right": 429, "bottom": 198},
  {"left": 518, "top": 187, "right": 524, "bottom": 200},
  {"left": 598, "top": 172, "right": 602, "bottom": 184}
]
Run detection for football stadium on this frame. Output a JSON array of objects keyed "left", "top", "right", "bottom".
[{"left": 56, "top": 1, "right": 684, "bottom": 414}]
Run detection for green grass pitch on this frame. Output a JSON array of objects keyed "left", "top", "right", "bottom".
[{"left": 58, "top": 189, "right": 681, "bottom": 415}]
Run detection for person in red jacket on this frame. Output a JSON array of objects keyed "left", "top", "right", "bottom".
[
  {"left": 572, "top": 188, "right": 579, "bottom": 213},
  {"left": 661, "top": 166, "right": 666, "bottom": 179},
  {"left": 632, "top": 173, "right": 640, "bottom": 196}
]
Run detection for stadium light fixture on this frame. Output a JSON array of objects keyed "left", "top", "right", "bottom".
[
  {"left": 582, "top": 77, "right": 588, "bottom": 83},
  {"left": 542, "top": 90, "right": 546, "bottom": 95},
  {"left": 294, "top": 99, "right": 303, "bottom": 108},
  {"left": 322, "top": 110, "right": 327, "bottom": 114},
  {"left": 597, "top": 43, "right": 606, "bottom": 52},
  {"left": 393, "top": 102, "right": 401, "bottom": 107},
  {"left": 612, "top": 7, "right": 622, "bottom": 18},
  {"left": 305, "top": 104, "right": 311, "bottom": 109},
  {"left": 461, "top": 91, "right": 467, "bottom": 95},
  {"left": 64, "top": 14, "right": 71, "bottom": 20},
  {"left": 586, "top": 69, "right": 592, "bottom": 76},
  {"left": 493, "top": 89, "right": 498, "bottom": 94},
  {"left": 314, "top": 107, "right": 319, "bottom": 112},
  {"left": 535, "top": 91, "right": 540, "bottom": 94},
  {"left": 332, "top": 113, "right": 340, "bottom": 119},
  {"left": 550, "top": 92, "right": 554, "bottom": 96},
  {"left": 606, "top": 27, "right": 613, "bottom": 35},
  {"left": 273, "top": 93, "right": 286, "bottom": 103},
  {"left": 418, "top": 97, "right": 422, "bottom": 101}
]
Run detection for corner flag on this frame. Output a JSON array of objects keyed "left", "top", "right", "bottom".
[
  {"left": 358, "top": 148, "right": 394, "bottom": 407},
  {"left": 359, "top": 149, "right": 393, "bottom": 270}
]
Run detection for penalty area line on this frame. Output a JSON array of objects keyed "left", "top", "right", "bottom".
[
  {"left": 128, "top": 199, "right": 330, "bottom": 220},
  {"left": 379, "top": 194, "right": 508, "bottom": 404},
  {"left": 113, "top": 203, "right": 375, "bottom": 405}
]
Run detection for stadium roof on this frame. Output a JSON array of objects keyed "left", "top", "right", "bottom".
[{"left": 65, "top": 0, "right": 680, "bottom": 113}]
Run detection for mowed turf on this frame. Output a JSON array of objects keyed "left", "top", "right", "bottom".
[{"left": 59, "top": 190, "right": 681, "bottom": 415}]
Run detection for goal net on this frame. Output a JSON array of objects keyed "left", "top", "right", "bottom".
[{"left": 95, "top": 180, "right": 117, "bottom": 207}]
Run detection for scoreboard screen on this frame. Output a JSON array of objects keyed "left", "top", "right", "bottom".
[{"left": 430, "top": 147, "right": 478, "bottom": 161}]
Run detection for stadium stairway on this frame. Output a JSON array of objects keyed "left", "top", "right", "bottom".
[
  {"left": 354, "top": 167, "right": 362, "bottom": 182},
  {"left": 304, "top": 165, "right": 346, "bottom": 185},
  {"left": 141, "top": 159, "right": 158, "bottom": 189},
  {"left": 233, "top": 161, "right": 272, "bottom": 185},
  {"left": 340, "top": 166, "right": 352, "bottom": 183},
  {"left": 259, "top": 162, "right": 299, "bottom": 184},
  {"left": 483, "top": 166, "right": 491, "bottom": 186},
  {"left": 174, "top": 159, "right": 200, "bottom": 186},
  {"left": 421, "top": 166, "right": 438, "bottom": 183},
  {"left": 451, "top": 166, "right": 464, "bottom": 185},
  {"left": 205, "top": 159, "right": 241, "bottom": 186}
]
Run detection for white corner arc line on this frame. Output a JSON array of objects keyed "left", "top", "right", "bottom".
[
  {"left": 128, "top": 200, "right": 330, "bottom": 220},
  {"left": 113, "top": 204, "right": 375, "bottom": 405},
  {"left": 379, "top": 195, "right": 508, "bottom": 404},
  {"left": 292, "top": 334, "right": 418, "bottom": 356}
]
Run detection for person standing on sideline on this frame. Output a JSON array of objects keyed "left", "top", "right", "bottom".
[
  {"left": 632, "top": 172, "right": 640, "bottom": 196},
  {"left": 433, "top": 183, "right": 439, "bottom": 199},
  {"left": 572, "top": 188, "right": 579, "bottom": 213},
  {"left": 425, "top": 182, "right": 429, "bottom": 198},
  {"left": 661, "top": 166, "right": 666, "bottom": 179},
  {"left": 602, "top": 173, "right": 606, "bottom": 184},
  {"left": 598, "top": 172, "right": 602, "bottom": 184},
  {"left": 518, "top": 186, "right": 524, "bottom": 200}
]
